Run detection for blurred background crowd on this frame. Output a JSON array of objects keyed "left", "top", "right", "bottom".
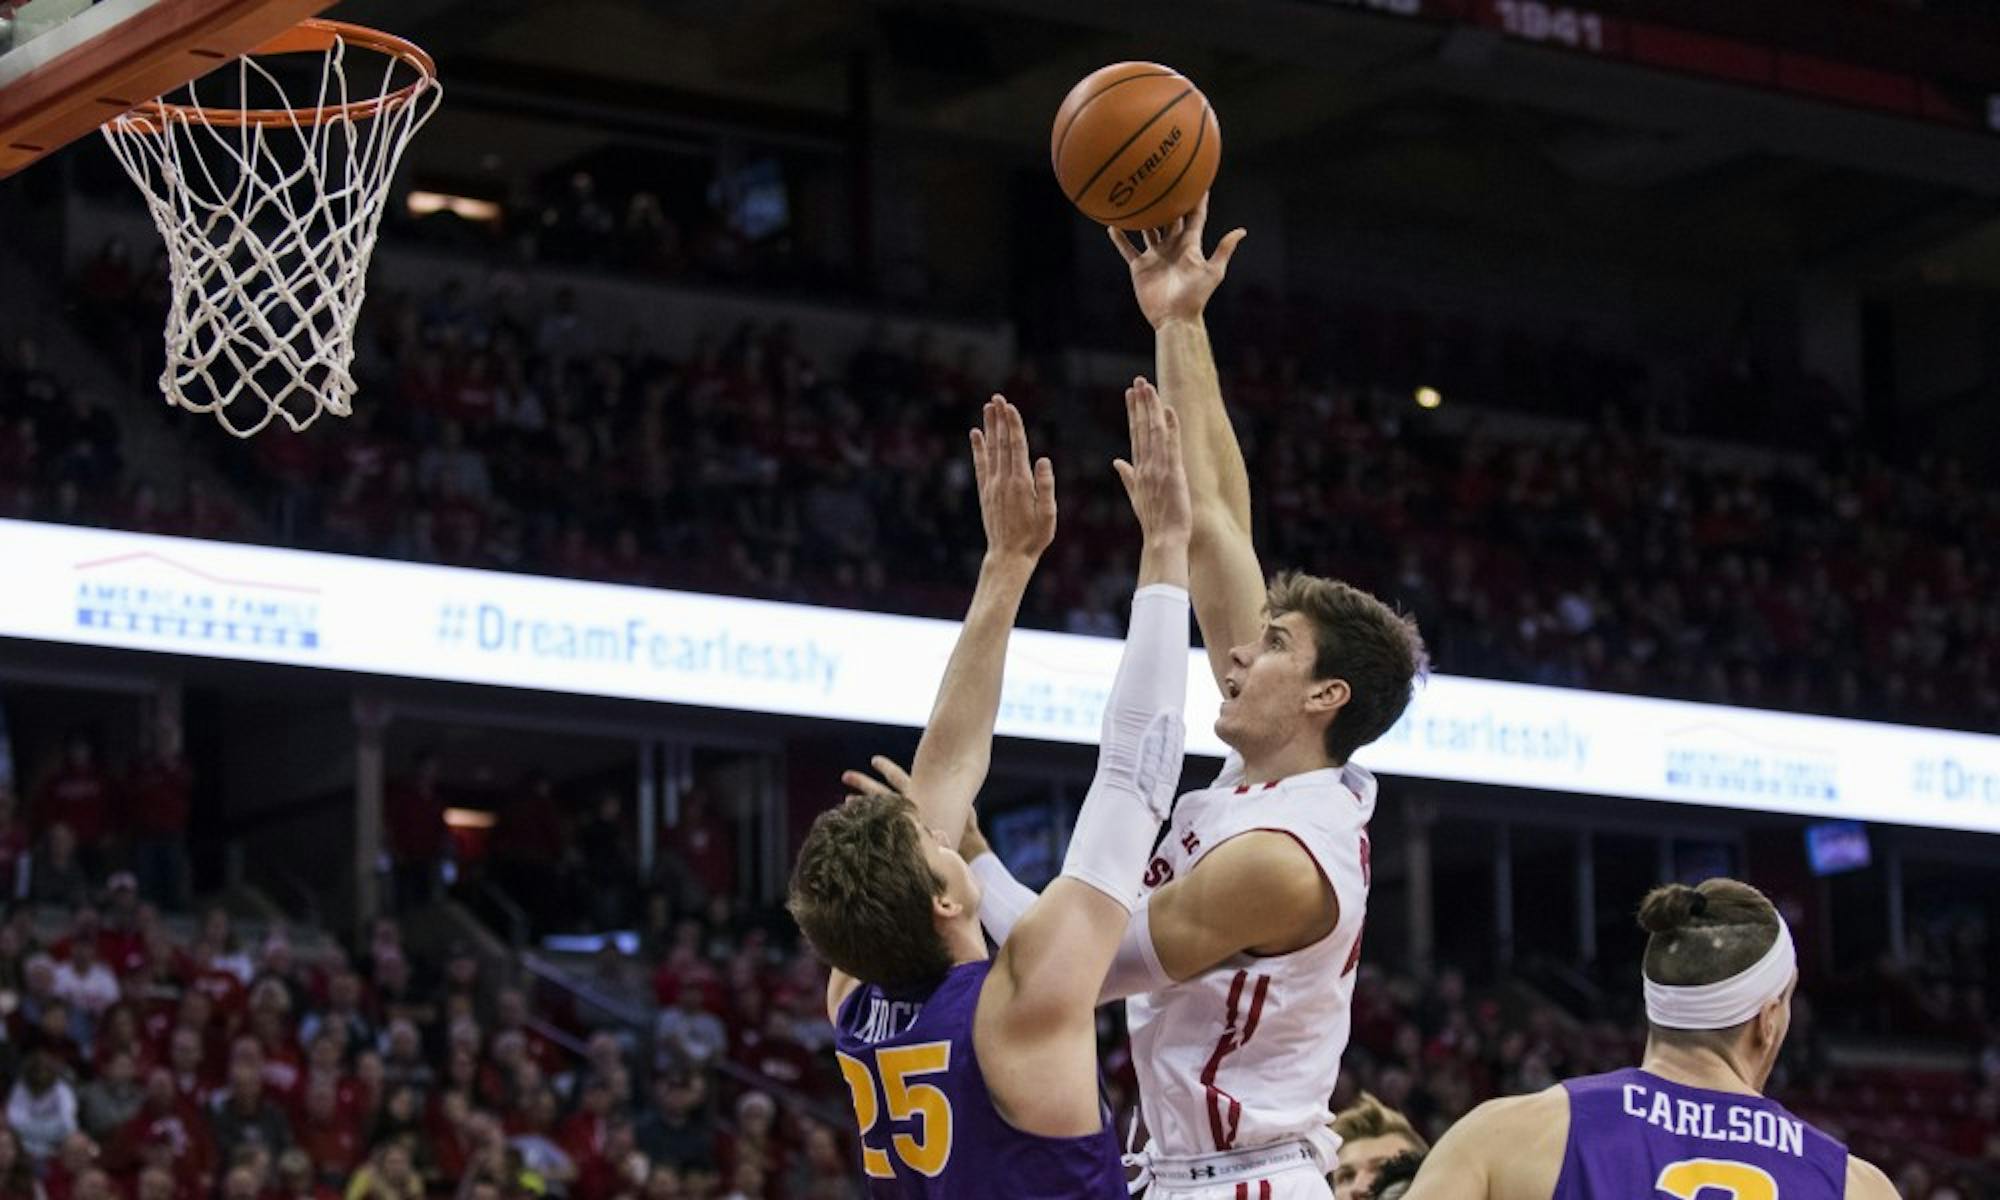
[
  {"left": 9, "top": 228, "right": 1996, "bottom": 734},
  {"left": 0, "top": 720, "right": 1989, "bottom": 1199},
  {"left": 2, "top": 0, "right": 1998, "bottom": 1196}
]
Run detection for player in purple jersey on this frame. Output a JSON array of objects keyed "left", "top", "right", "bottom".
[
  {"left": 789, "top": 385, "right": 1196, "bottom": 1198},
  {"left": 1404, "top": 878, "right": 1895, "bottom": 1200}
]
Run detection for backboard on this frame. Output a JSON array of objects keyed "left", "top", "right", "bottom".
[{"left": 0, "top": 0, "right": 333, "bottom": 176}]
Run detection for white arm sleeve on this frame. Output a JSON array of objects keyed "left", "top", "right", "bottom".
[
  {"left": 970, "top": 851, "right": 1037, "bottom": 945},
  {"left": 1098, "top": 898, "right": 1173, "bottom": 1001},
  {"left": 972, "top": 852, "right": 1174, "bottom": 1002},
  {"left": 1059, "top": 584, "right": 1190, "bottom": 911}
]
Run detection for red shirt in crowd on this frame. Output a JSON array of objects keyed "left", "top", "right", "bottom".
[
  {"left": 426, "top": 1107, "right": 472, "bottom": 1180},
  {"left": 384, "top": 777, "right": 445, "bottom": 863},
  {"left": 97, "top": 922, "right": 150, "bottom": 977},
  {"left": 661, "top": 802, "right": 735, "bottom": 899},
  {"left": 124, "top": 753, "right": 193, "bottom": 838},
  {"left": 650, "top": 960, "right": 725, "bottom": 1011},
  {"left": 113, "top": 1102, "right": 214, "bottom": 1186},
  {"left": 35, "top": 761, "right": 116, "bottom": 844},
  {"left": 733, "top": 1025, "right": 816, "bottom": 1093},
  {"left": 295, "top": 1112, "right": 363, "bottom": 1178},
  {"left": 258, "top": 1042, "right": 305, "bottom": 1104},
  {"left": 188, "top": 969, "right": 248, "bottom": 1024},
  {"left": 491, "top": 786, "right": 565, "bottom": 866},
  {"left": 557, "top": 1110, "right": 607, "bottom": 1165}
]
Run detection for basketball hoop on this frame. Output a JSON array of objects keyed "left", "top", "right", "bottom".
[{"left": 99, "top": 18, "right": 440, "bottom": 436}]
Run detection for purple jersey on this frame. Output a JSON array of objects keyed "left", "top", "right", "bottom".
[
  {"left": 1555, "top": 1068, "right": 1847, "bottom": 1200},
  {"left": 833, "top": 961, "right": 1126, "bottom": 1199}
]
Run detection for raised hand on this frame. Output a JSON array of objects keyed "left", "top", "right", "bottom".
[
  {"left": 1107, "top": 191, "right": 1246, "bottom": 330},
  {"left": 971, "top": 395, "right": 1057, "bottom": 565},
  {"left": 842, "top": 754, "right": 991, "bottom": 857},
  {"left": 958, "top": 806, "right": 991, "bottom": 862},
  {"left": 1113, "top": 377, "right": 1192, "bottom": 548},
  {"left": 840, "top": 755, "right": 913, "bottom": 802}
]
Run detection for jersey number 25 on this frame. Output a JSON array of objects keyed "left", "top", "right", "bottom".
[{"left": 836, "top": 1042, "right": 955, "bottom": 1178}]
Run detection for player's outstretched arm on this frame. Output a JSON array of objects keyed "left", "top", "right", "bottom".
[
  {"left": 902, "top": 395, "right": 1055, "bottom": 848},
  {"left": 822, "top": 399, "right": 1051, "bottom": 1020},
  {"left": 1110, "top": 196, "right": 1264, "bottom": 691},
  {"left": 974, "top": 380, "right": 1192, "bottom": 1137},
  {"left": 874, "top": 772, "right": 1333, "bottom": 1004}
]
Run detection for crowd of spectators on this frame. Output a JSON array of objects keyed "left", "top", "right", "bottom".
[
  {"left": 0, "top": 725, "right": 192, "bottom": 915},
  {"left": 3, "top": 203, "right": 1997, "bottom": 1196},
  {"left": 374, "top": 758, "right": 743, "bottom": 938},
  {"left": 388, "top": 171, "right": 835, "bottom": 307},
  {"left": 4, "top": 677, "right": 1990, "bottom": 1200},
  {"left": 0, "top": 713, "right": 868, "bottom": 1200},
  {"left": 3, "top": 32, "right": 1996, "bottom": 1200},
  {"left": 5, "top": 780, "right": 1990, "bottom": 1200},
  {"left": 14, "top": 250, "right": 1997, "bottom": 735},
  {"left": 0, "top": 873, "right": 864, "bottom": 1200},
  {"left": 379, "top": 739, "right": 1998, "bottom": 1198}
]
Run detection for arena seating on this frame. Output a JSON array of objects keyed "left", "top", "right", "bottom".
[
  {"left": 0, "top": 196, "right": 1993, "bottom": 1200},
  {"left": 3, "top": 881, "right": 1982, "bottom": 1200},
  {"left": 0, "top": 691, "right": 1992, "bottom": 1199},
  {"left": 8, "top": 224, "right": 1995, "bottom": 735}
]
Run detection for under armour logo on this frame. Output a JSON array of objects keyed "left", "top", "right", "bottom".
[{"left": 1189, "top": 1166, "right": 1216, "bottom": 1180}]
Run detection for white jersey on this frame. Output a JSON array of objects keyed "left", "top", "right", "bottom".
[{"left": 1126, "top": 752, "right": 1376, "bottom": 1162}]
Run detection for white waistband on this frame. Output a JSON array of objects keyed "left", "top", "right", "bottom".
[{"left": 1137, "top": 1139, "right": 1324, "bottom": 1190}]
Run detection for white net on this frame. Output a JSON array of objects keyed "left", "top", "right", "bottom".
[{"left": 99, "top": 26, "right": 440, "bottom": 437}]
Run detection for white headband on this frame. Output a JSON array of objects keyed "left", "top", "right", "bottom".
[{"left": 1643, "top": 915, "right": 1796, "bottom": 1030}]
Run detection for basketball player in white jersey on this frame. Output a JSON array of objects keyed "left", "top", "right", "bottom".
[{"left": 847, "top": 196, "right": 1427, "bottom": 1198}]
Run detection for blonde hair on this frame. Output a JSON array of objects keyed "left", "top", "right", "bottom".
[{"left": 1331, "top": 1092, "right": 1428, "bottom": 1153}]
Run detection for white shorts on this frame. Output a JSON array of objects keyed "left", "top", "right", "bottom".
[{"left": 1137, "top": 1139, "right": 1332, "bottom": 1200}]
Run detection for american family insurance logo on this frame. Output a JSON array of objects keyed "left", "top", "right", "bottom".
[
  {"left": 1662, "top": 722, "right": 1838, "bottom": 803},
  {"left": 71, "top": 552, "right": 322, "bottom": 650}
]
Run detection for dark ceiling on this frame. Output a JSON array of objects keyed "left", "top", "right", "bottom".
[{"left": 321, "top": 0, "right": 2000, "bottom": 287}]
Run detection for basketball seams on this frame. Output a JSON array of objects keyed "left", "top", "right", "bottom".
[
  {"left": 1106, "top": 101, "right": 1214, "bottom": 225},
  {"left": 1065, "top": 84, "right": 1195, "bottom": 207},
  {"left": 1051, "top": 67, "right": 1178, "bottom": 169},
  {"left": 1051, "top": 61, "right": 1219, "bottom": 232}
]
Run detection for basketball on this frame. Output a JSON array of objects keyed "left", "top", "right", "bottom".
[{"left": 1051, "top": 62, "right": 1220, "bottom": 231}]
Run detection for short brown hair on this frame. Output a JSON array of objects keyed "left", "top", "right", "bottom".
[
  {"left": 1638, "top": 879, "right": 1783, "bottom": 1041},
  {"left": 787, "top": 792, "right": 954, "bottom": 991},
  {"left": 1267, "top": 572, "right": 1428, "bottom": 764},
  {"left": 1331, "top": 1091, "right": 1428, "bottom": 1153}
]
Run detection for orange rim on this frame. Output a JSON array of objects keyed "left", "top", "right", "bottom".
[{"left": 108, "top": 18, "right": 436, "bottom": 131}]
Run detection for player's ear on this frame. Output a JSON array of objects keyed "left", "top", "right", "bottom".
[
  {"left": 932, "top": 891, "right": 964, "bottom": 923},
  {"left": 1305, "top": 676, "right": 1350, "bottom": 716},
  {"left": 1753, "top": 992, "right": 1786, "bottom": 1053}
]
